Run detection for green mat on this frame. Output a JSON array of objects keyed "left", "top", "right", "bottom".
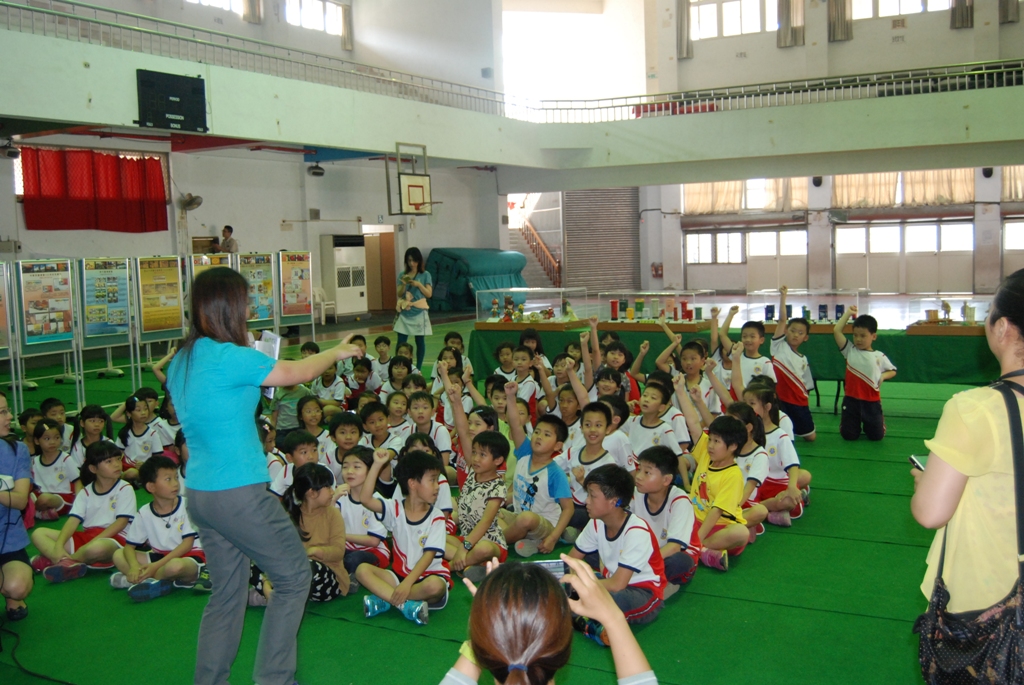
[{"left": 0, "top": 336, "right": 956, "bottom": 685}]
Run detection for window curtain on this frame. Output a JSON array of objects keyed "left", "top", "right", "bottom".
[
  {"left": 1000, "top": 0, "right": 1020, "bottom": 24},
  {"left": 242, "top": 0, "right": 261, "bottom": 24},
  {"left": 677, "top": 0, "right": 694, "bottom": 60},
  {"left": 778, "top": 0, "right": 805, "bottom": 48},
  {"left": 902, "top": 168, "right": 975, "bottom": 206},
  {"left": 766, "top": 177, "right": 809, "bottom": 211},
  {"left": 832, "top": 173, "right": 899, "bottom": 208},
  {"left": 340, "top": 2, "right": 353, "bottom": 50},
  {"left": 829, "top": 0, "right": 853, "bottom": 42},
  {"left": 1002, "top": 165, "right": 1024, "bottom": 201},
  {"left": 683, "top": 181, "right": 743, "bottom": 214},
  {"left": 19, "top": 147, "right": 169, "bottom": 233},
  {"left": 951, "top": 0, "right": 973, "bottom": 28}
]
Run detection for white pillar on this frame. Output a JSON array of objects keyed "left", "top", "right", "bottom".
[
  {"left": 807, "top": 176, "right": 833, "bottom": 290},
  {"left": 974, "top": 167, "right": 1002, "bottom": 293}
]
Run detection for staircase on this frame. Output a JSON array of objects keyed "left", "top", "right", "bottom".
[{"left": 509, "top": 228, "right": 558, "bottom": 288}]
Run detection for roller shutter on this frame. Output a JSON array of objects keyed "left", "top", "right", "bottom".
[{"left": 563, "top": 188, "right": 641, "bottom": 290}]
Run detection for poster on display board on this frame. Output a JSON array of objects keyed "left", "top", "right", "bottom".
[
  {"left": 82, "top": 259, "right": 130, "bottom": 337},
  {"left": 138, "top": 257, "right": 183, "bottom": 332},
  {"left": 191, "top": 254, "right": 231, "bottom": 280},
  {"left": 20, "top": 260, "right": 73, "bottom": 345},
  {"left": 239, "top": 253, "right": 275, "bottom": 321},
  {"left": 279, "top": 251, "right": 312, "bottom": 317}
]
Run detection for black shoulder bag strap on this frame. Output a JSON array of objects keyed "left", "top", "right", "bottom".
[{"left": 992, "top": 368, "right": 1024, "bottom": 627}]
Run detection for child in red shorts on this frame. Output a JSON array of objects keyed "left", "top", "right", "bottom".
[
  {"left": 30, "top": 441, "right": 136, "bottom": 583},
  {"left": 30, "top": 419, "right": 81, "bottom": 521}
]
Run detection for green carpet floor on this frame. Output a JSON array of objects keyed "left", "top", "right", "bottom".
[{"left": 0, "top": 325, "right": 954, "bottom": 684}]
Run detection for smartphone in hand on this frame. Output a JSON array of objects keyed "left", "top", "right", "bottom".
[{"left": 908, "top": 455, "right": 927, "bottom": 471}]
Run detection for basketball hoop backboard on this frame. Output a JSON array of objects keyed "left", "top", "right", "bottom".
[{"left": 385, "top": 143, "right": 433, "bottom": 216}]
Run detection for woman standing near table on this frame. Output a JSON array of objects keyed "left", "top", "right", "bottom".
[
  {"left": 166, "top": 267, "right": 362, "bottom": 685},
  {"left": 395, "top": 247, "right": 433, "bottom": 370}
]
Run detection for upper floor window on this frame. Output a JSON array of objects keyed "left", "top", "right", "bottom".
[
  {"left": 185, "top": 0, "right": 245, "bottom": 15},
  {"left": 857, "top": 0, "right": 948, "bottom": 19},
  {"left": 691, "top": 0, "right": 775, "bottom": 41},
  {"left": 286, "top": 0, "right": 347, "bottom": 36}
]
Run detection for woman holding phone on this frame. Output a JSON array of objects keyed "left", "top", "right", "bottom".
[{"left": 395, "top": 247, "right": 433, "bottom": 370}]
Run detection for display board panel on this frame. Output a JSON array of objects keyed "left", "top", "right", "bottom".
[
  {"left": 239, "top": 253, "right": 276, "bottom": 322},
  {"left": 19, "top": 260, "right": 73, "bottom": 345},
  {"left": 82, "top": 259, "right": 131, "bottom": 338},
  {"left": 138, "top": 257, "right": 184, "bottom": 333},
  {"left": 191, "top": 254, "right": 231, "bottom": 280},
  {"left": 279, "top": 251, "right": 312, "bottom": 317}
]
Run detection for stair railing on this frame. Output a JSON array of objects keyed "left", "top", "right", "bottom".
[{"left": 521, "top": 219, "right": 561, "bottom": 287}]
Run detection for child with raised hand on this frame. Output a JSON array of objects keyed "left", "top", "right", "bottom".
[
  {"left": 296, "top": 396, "right": 333, "bottom": 468},
  {"left": 357, "top": 402, "right": 404, "bottom": 497},
  {"left": 407, "top": 391, "right": 453, "bottom": 472},
  {"left": 570, "top": 464, "right": 667, "bottom": 646},
  {"left": 510, "top": 346, "right": 540, "bottom": 421},
  {"left": 430, "top": 346, "right": 463, "bottom": 397},
  {"left": 539, "top": 358, "right": 588, "bottom": 448},
  {"left": 336, "top": 446, "right": 391, "bottom": 581},
  {"left": 115, "top": 394, "right": 174, "bottom": 483},
  {"left": 500, "top": 381, "right": 575, "bottom": 558},
  {"left": 150, "top": 344, "right": 177, "bottom": 385},
  {"left": 658, "top": 336, "right": 717, "bottom": 415},
  {"left": 40, "top": 397, "right": 74, "bottom": 451},
  {"left": 621, "top": 383, "right": 684, "bottom": 475},
  {"left": 31, "top": 419, "right": 80, "bottom": 521},
  {"left": 379, "top": 356, "right": 413, "bottom": 405},
  {"left": 627, "top": 340, "right": 652, "bottom": 384},
  {"left": 372, "top": 335, "right": 393, "bottom": 383},
  {"left": 18, "top": 408, "right": 42, "bottom": 457},
  {"left": 385, "top": 391, "right": 413, "bottom": 441},
  {"left": 744, "top": 385, "right": 811, "bottom": 526},
  {"left": 442, "top": 331, "right": 474, "bottom": 378},
  {"left": 398, "top": 434, "right": 455, "bottom": 533},
  {"left": 269, "top": 430, "right": 335, "bottom": 497},
  {"left": 278, "top": 462, "right": 352, "bottom": 603},
  {"left": 442, "top": 365, "right": 516, "bottom": 489},
  {"left": 771, "top": 286, "right": 817, "bottom": 441},
  {"left": 110, "top": 456, "right": 205, "bottom": 602},
  {"left": 355, "top": 448, "right": 451, "bottom": 625},
  {"left": 645, "top": 372, "right": 694, "bottom": 454},
  {"left": 708, "top": 305, "right": 739, "bottom": 410},
  {"left": 445, "top": 431, "right": 508, "bottom": 581},
  {"left": 31, "top": 441, "right": 137, "bottom": 583},
  {"left": 834, "top": 306, "right": 897, "bottom": 441},
  {"left": 723, "top": 401, "right": 771, "bottom": 541},
  {"left": 438, "top": 367, "right": 474, "bottom": 430},
  {"left": 595, "top": 394, "right": 636, "bottom": 472},
  {"left": 309, "top": 362, "right": 348, "bottom": 419},
  {"left": 688, "top": 415, "right": 751, "bottom": 571},
  {"left": 719, "top": 312, "right": 776, "bottom": 392},
  {"left": 492, "top": 341, "right": 516, "bottom": 381},
  {"left": 632, "top": 446, "right": 701, "bottom": 594},
  {"left": 519, "top": 328, "right": 552, "bottom": 371},
  {"left": 564, "top": 402, "right": 621, "bottom": 530},
  {"left": 344, "top": 358, "right": 382, "bottom": 408},
  {"left": 442, "top": 555, "right": 658, "bottom": 685}
]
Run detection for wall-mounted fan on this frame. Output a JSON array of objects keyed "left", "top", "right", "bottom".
[{"left": 179, "top": 193, "right": 203, "bottom": 212}]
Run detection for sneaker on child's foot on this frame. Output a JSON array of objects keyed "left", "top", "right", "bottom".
[
  {"left": 128, "top": 578, "right": 175, "bottom": 603},
  {"left": 43, "top": 559, "right": 87, "bottom": 584},
  {"left": 109, "top": 572, "right": 131, "bottom": 590},
  {"left": 767, "top": 511, "right": 792, "bottom": 527},
  {"left": 572, "top": 616, "right": 611, "bottom": 647},
  {"left": 755, "top": 522, "right": 766, "bottom": 536},
  {"left": 348, "top": 576, "right": 361, "bottom": 595},
  {"left": 34, "top": 508, "right": 59, "bottom": 521},
  {"left": 30, "top": 555, "right": 53, "bottom": 574},
  {"left": 560, "top": 526, "right": 580, "bottom": 545},
  {"left": 363, "top": 594, "right": 391, "bottom": 618},
  {"left": 400, "top": 600, "right": 429, "bottom": 626},
  {"left": 193, "top": 565, "right": 212, "bottom": 592},
  {"left": 699, "top": 548, "right": 728, "bottom": 572},
  {"left": 247, "top": 588, "right": 268, "bottom": 607},
  {"left": 514, "top": 539, "right": 540, "bottom": 558}
]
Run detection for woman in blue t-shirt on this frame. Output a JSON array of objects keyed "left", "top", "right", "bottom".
[
  {"left": 166, "top": 268, "right": 362, "bottom": 685},
  {"left": 394, "top": 247, "right": 433, "bottom": 369},
  {"left": 0, "top": 390, "right": 33, "bottom": 622}
]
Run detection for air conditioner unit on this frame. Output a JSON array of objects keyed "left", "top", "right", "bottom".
[{"left": 319, "top": 235, "right": 368, "bottom": 316}]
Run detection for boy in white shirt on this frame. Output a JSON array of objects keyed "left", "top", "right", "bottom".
[
  {"left": 621, "top": 384, "right": 685, "bottom": 482},
  {"left": 309, "top": 364, "right": 348, "bottom": 419},
  {"left": 268, "top": 431, "right": 335, "bottom": 496},
  {"left": 834, "top": 307, "right": 897, "bottom": 441},
  {"left": 570, "top": 464, "right": 667, "bottom": 646},
  {"left": 110, "top": 456, "right": 207, "bottom": 601},
  {"left": 771, "top": 286, "right": 817, "bottom": 441}
]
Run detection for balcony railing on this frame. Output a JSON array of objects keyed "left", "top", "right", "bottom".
[{"left": 3, "top": 0, "right": 1024, "bottom": 124}]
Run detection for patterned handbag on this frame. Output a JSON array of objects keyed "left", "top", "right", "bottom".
[{"left": 913, "top": 371, "right": 1024, "bottom": 684}]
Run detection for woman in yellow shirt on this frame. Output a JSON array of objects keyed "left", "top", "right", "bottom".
[{"left": 912, "top": 268, "right": 1024, "bottom": 613}]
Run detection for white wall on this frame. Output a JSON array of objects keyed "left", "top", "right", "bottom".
[
  {"left": 79, "top": 0, "right": 502, "bottom": 89},
  {"left": 675, "top": 3, "right": 1024, "bottom": 91}
]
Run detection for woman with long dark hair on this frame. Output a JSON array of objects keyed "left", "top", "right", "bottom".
[
  {"left": 395, "top": 247, "right": 433, "bottom": 369},
  {"left": 165, "top": 267, "right": 362, "bottom": 685}
]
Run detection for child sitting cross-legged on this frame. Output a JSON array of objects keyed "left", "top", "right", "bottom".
[
  {"left": 569, "top": 464, "right": 667, "bottom": 646},
  {"left": 110, "top": 456, "right": 207, "bottom": 602},
  {"left": 632, "top": 446, "right": 701, "bottom": 596},
  {"left": 355, "top": 448, "right": 451, "bottom": 625},
  {"left": 563, "top": 401, "right": 620, "bottom": 531},
  {"left": 500, "top": 381, "right": 575, "bottom": 558},
  {"left": 621, "top": 383, "right": 686, "bottom": 485},
  {"left": 269, "top": 430, "right": 336, "bottom": 497},
  {"left": 31, "top": 418, "right": 81, "bottom": 521},
  {"left": 689, "top": 415, "right": 751, "bottom": 571},
  {"left": 335, "top": 447, "right": 391, "bottom": 583},
  {"left": 31, "top": 441, "right": 137, "bottom": 583},
  {"left": 445, "top": 431, "right": 509, "bottom": 583},
  {"left": 407, "top": 391, "right": 453, "bottom": 478}
]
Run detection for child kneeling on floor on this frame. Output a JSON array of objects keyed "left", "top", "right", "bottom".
[
  {"left": 31, "top": 441, "right": 137, "bottom": 583},
  {"left": 355, "top": 448, "right": 450, "bottom": 625},
  {"left": 570, "top": 464, "right": 667, "bottom": 646},
  {"left": 110, "top": 456, "right": 207, "bottom": 601}
]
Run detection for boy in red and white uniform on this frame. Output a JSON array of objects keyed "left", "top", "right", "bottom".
[
  {"left": 336, "top": 447, "right": 391, "bottom": 576},
  {"left": 621, "top": 384, "right": 684, "bottom": 476},
  {"left": 834, "top": 307, "right": 897, "bottom": 441},
  {"left": 632, "top": 446, "right": 700, "bottom": 593},
  {"left": 771, "top": 286, "right": 817, "bottom": 441},
  {"left": 570, "top": 463, "right": 666, "bottom": 646},
  {"left": 354, "top": 449, "right": 450, "bottom": 626}
]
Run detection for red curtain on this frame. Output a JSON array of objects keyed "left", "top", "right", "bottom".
[{"left": 20, "top": 147, "right": 169, "bottom": 233}]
